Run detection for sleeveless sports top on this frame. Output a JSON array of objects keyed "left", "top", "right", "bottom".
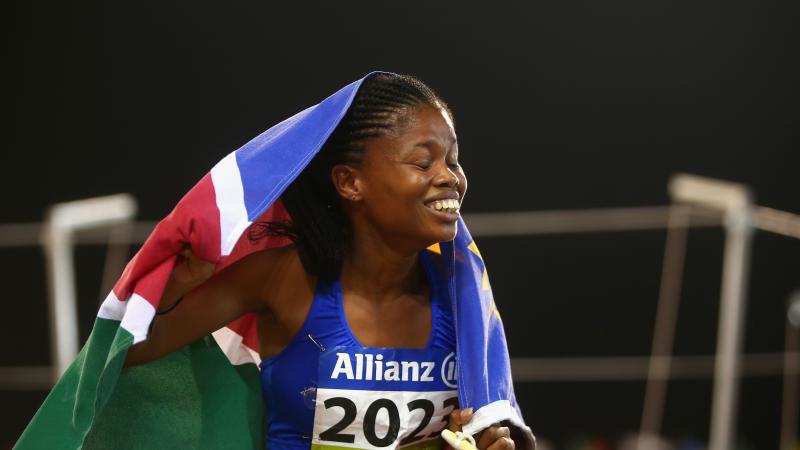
[{"left": 259, "top": 250, "right": 458, "bottom": 450}]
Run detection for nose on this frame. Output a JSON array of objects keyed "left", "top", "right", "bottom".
[{"left": 434, "top": 164, "right": 459, "bottom": 188}]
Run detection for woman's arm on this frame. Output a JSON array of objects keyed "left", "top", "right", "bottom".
[{"left": 123, "top": 246, "right": 289, "bottom": 367}]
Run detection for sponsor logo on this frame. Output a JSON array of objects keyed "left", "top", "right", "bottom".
[
  {"left": 441, "top": 352, "right": 457, "bottom": 388},
  {"left": 330, "top": 352, "right": 435, "bottom": 382}
]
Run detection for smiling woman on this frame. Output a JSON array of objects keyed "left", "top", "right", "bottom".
[
  {"left": 259, "top": 74, "right": 467, "bottom": 283},
  {"left": 18, "top": 72, "right": 534, "bottom": 450},
  {"left": 125, "top": 73, "right": 480, "bottom": 450}
]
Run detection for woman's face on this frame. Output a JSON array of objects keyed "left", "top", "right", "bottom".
[{"left": 348, "top": 105, "right": 468, "bottom": 251}]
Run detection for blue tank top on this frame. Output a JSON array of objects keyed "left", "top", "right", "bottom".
[{"left": 259, "top": 250, "right": 457, "bottom": 450}]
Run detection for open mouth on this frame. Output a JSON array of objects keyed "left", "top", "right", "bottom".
[{"left": 423, "top": 198, "right": 460, "bottom": 215}]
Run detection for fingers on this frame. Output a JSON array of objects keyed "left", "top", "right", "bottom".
[
  {"left": 477, "top": 426, "right": 514, "bottom": 450},
  {"left": 447, "top": 407, "right": 474, "bottom": 432},
  {"left": 172, "top": 245, "right": 216, "bottom": 286},
  {"left": 179, "top": 246, "right": 214, "bottom": 271},
  {"left": 487, "top": 436, "right": 514, "bottom": 450},
  {"left": 177, "top": 246, "right": 196, "bottom": 265},
  {"left": 476, "top": 426, "right": 497, "bottom": 449}
]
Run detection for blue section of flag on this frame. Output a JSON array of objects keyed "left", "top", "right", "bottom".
[
  {"left": 318, "top": 347, "right": 457, "bottom": 392},
  {"left": 235, "top": 76, "right": 371, "bottom": 221},
  {"left": 445, "top": 219, "right": 522, "bottom": 419}
]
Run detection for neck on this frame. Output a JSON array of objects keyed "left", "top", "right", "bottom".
[{"left": 341, "top": 227, "right": 426, "bottom": 302}]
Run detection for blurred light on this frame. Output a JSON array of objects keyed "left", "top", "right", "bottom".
[{"left": 788, "top": 290, "right": 800, "bottom": 328}]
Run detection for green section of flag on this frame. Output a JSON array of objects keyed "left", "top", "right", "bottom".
[
  {"left": 16, "top": 318, "right": 265, "bottom": 450},
  {"left": 16, "top": 317, "right": 127, "bottom": 449}
]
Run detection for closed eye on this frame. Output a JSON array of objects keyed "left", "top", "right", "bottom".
[{"left": 414, "top": 161, "right": 432, "bottom": 170}]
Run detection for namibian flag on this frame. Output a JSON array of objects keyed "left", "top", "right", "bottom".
[{"left": 16, "top": 72, "right": 535, "bottom": 449}]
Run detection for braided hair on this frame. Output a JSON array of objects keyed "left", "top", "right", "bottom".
[{"left": 250, "top": 73, "right": 454, "bottom": 280}]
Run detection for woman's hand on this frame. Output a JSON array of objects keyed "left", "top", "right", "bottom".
[
  {"left": 171, "top": 246, "right": 216, "bottom": 289},
  {"left": 446, "top": 408, "right": 515, "bottom": 450},
  {"left": 474, "top": 426, "right": 514, "bottom": 450},
  {"left": 154, "top": 246, "right": 216, "bottom": 314}
]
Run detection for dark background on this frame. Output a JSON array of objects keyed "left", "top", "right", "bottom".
[{"left": 4, "top": 1, "right": 799, "bottom": 448}]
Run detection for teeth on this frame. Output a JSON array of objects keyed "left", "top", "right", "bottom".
[{"left": 426, "top": 199, "right": 460, "bottom": 213}]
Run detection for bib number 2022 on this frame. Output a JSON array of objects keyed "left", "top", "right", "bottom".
[{"left": 319, "top": 395, "right": 458, "bottom": 447}]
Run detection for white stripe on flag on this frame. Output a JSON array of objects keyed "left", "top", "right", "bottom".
[
  {"left": 210, "top": 152, "right": 251, "bottom": 256},
  {"left": 119, "top": 294, "right": 156, "bottom": 344},
  {"left": 461, "top": 400, "right": 525, "bottom": 435},
  {"left": 98, "top": 290, "right": 127, "bottom": 321},
  {"left": 212, "top": 326, "right": 262, "bottom": 366}
]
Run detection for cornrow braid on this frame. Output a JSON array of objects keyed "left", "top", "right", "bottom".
[{"left": 250, "top": 73, "right": 453, "bottom": 280}]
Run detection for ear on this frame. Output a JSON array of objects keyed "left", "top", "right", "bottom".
[{"left": 331, "top": 164, "right": 364, "bottom": 202}]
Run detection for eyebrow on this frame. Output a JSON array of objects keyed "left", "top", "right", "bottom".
[{"left": 413, "top": 138, "right": 458, "bottom": 150}]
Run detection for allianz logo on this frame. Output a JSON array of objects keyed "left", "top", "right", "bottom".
[{"left": 330, "top": 352, "right": 458, "bottom": 388}]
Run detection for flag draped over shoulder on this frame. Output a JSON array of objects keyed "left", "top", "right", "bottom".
[{"left": 17, "top": 71, "right": 535, "bottom": 450}]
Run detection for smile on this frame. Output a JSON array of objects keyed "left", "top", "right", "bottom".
[{"left": 424, "top": 199, "right": 460, "bottom": 215}]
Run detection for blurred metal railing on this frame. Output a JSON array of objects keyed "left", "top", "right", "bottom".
[{"left": 1, "top": 174, "right": 798, "bottom": 449}]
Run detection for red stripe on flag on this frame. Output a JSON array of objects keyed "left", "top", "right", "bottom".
[
  {"left": 218, "top": 200, "right": 293, "bottom": 352},
  {"left": 113, "top": 174, "right": 221, "bottom": 303},
  {"left": 111, "top": 172, "right": 293, "bottom": 351}
]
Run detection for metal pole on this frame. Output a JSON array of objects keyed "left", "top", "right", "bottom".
[
  {"left": 667, "top": 174, "right": 754, "bottom": 450},
  {"left": 780, "top": 292, "right": 800, "bottom": 450},
  {"left": 41, "top": 225, "right": 79, "bottom": 382},
  {"left": 41, "top": 194, "right": 137, "bottom": 380},
  {"left": 639, "top": 205, "right": 690, "bottom": 445},
  {"left": 708, "top": 205, "right": 753, "bottom": 450}
]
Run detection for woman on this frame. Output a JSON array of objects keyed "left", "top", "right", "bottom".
[{"left": 123, "top": 73, "right": 521, "bottom": 450}]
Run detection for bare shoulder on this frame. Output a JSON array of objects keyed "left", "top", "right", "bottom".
[{"left": 232, "top": 243, "right": 315, "bottom": 312}]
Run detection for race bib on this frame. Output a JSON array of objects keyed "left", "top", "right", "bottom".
[{"left": 312, "top": 348, "right": 458, "bottom": 450}]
